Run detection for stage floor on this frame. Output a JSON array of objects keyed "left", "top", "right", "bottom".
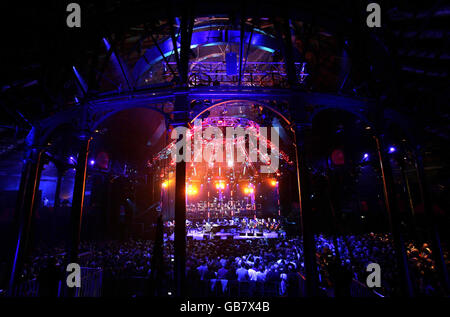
[{"left": 168, "top": 229, "right": 280, "bottom": 240}]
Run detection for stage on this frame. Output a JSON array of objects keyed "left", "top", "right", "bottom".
[{"left": 167, "top": 229, "right": 281, "bottom": 240}]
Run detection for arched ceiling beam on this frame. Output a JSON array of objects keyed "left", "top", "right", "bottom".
[
  {"left": 132, "top": 29, "right": 289, "bottom": 85},
  {"left": 36, "top": 86, "right": 374, "bottom": 146}
]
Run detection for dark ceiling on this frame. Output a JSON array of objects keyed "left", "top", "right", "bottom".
[{"left": 0, "top": 0, "right": 448, "bottom": 159}]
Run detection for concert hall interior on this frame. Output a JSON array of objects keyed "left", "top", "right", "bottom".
[{"left": 0, "top": 0, "right": 449, "bottom": 299}]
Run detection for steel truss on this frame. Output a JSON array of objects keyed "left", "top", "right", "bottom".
[{"left": 162, "top": 61, "right": 308, "bottom": 87}]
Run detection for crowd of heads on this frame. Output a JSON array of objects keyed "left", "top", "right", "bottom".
[
  {"left": 185, "top": 238, "right": 303, "bottom": 295},
  {"left": 12, "top": 231, "right": 449, "bottom": 297},
  {"left": 315, "top": 233, "right": 448, "bottom": 296}
]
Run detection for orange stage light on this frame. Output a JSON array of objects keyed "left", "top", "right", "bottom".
[
  {"left": 215, "top": 181, "right": 225, "bottom": 190},
  {"left": 270, "top": 179, "right": 278, "bottom": 186},
  {"left": 162, "top": 181, "right": 169, "bottom": 188},
  {"left": 186, "top": 184, "right": 198, "bottom": 195},
  {"left": 243, "top": 185, "right": 254, "bottom": 194}
]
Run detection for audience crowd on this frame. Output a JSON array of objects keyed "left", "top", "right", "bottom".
[
  {"left": 314, "top": 233, "right": 448, "bottom": 296},
  {"left": 10, "top": 232, "right": 449, "bottom": 297}
]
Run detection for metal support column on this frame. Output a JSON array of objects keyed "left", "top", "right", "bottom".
[
  {"left": 415, "top": 146, "right": 450, "bottom": 294},
  {"left": 238, "top": 6, "right": 246, "bottom": 86},
  {"left": 275, "top": 18, "right": 297, "bottom": 88},
  {"left": 8, "top": 147, "right": 43, "bottom": 294},
  {"left": 178, "top": 6, "right": 194, "bottom": 85},
  {"left": 293, "top": 124, "right": 318, "bottom": 296},
  {"left": 68, "top": 136, "right": 92, "bottom": 266},
  {"left": 173, "top": 92, "right": 189, "bottom": 297},
  {"left": 374, "top": 134, "right": 414, "bottom": 296},
  {"left": 398, "top": 157, "right": 418, "bottom": 239},
  {"left": 174, "top": 159, "right": 186, "bottom": 296},
  {"left": 53, "top": 166, "right": 65, "bottom": 210}
]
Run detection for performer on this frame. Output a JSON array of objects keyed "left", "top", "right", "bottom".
[
  {"left": 241, "top": 218, "right": 247, "bottom": 231},
  {"left": 257, "top": 219, "right": 263, "bottom": 233},
  {"left": 249, "top": 218, "right": 256, "bottom": 234},
  {"left": 204, "top": 221, "right": 212, "bottom": 233}
]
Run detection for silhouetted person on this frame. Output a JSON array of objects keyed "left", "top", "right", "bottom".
[
  {"left": 38, "top": 257, "right": 62, "bottom": 297},
  {"left": 286, "top": 264, "right": 300, "bottom": 297},
  {"left": 328, "top": 259, "right": 352, "bottom": 297},
  {"left": 149, "top": 215, "right": 164, "bottom": 295}
]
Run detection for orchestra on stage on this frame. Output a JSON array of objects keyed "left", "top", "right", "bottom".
[{"left": 164, "top": 217, "right": 284, "bottom": 240}]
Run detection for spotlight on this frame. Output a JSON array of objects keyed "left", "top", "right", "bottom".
[
  {"left": 361, "top": 153, "right": 370, "bottom": 162},
  {"left": 243, "top": 185, "right": 254, "bottom": 194},
  {"left": 187, "top": 184, "right": 198, "bottom": 195},
  {"left": 89, "top": 159, "right": 95, "bottom": 166},
  {"left": 162, "top": 181, "right": 169, "bottom": 188},
  {"left": 215, "top": 181, "right": 225, "bottom": 190},
  {"left": 388, "top": 146, "right": 396, "bottom": 154},
  {"left": 270, "top": 179, "right": 278, "bottom": 187}
]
